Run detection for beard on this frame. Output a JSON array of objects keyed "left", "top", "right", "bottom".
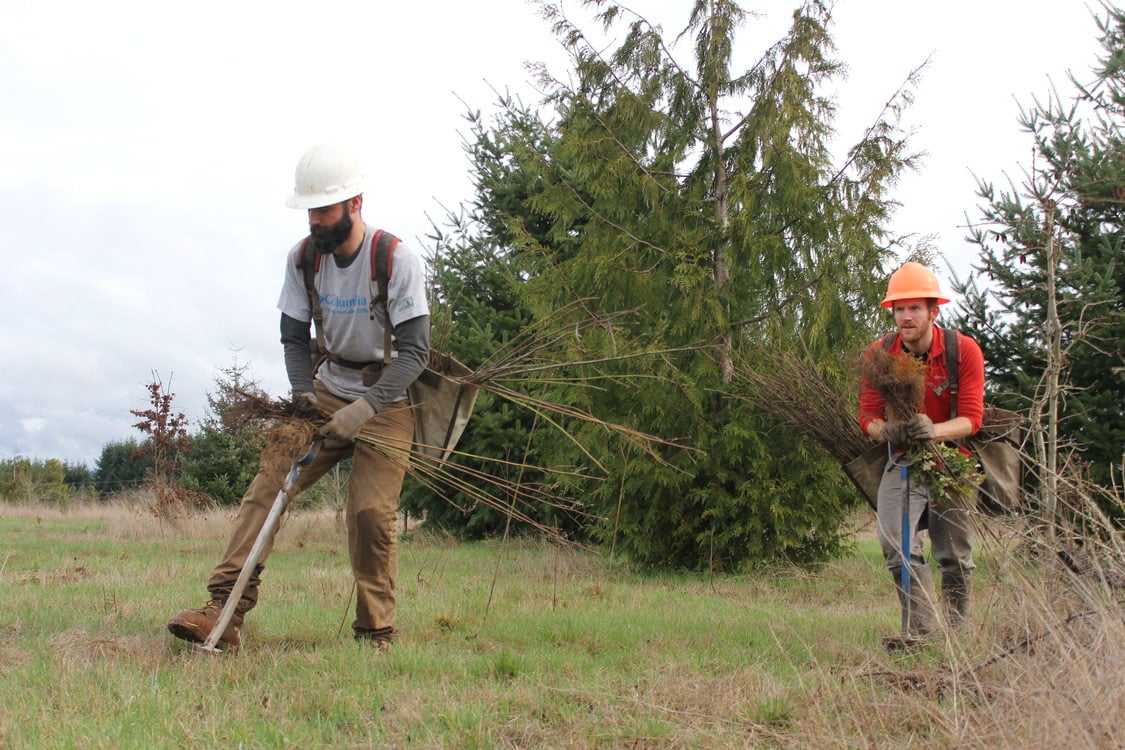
[{"left": 310, "top": 208, "right": 353, "bottom": 255}]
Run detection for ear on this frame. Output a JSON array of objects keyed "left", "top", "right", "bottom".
[{"left": 349, "top": 194, "right": 364, "bottom": 215}]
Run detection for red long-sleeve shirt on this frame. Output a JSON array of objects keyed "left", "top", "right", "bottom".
[{"left": 858, "top": 325, "right": 986, "bottom": 435}]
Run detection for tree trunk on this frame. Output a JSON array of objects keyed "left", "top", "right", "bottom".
[{"left": 1041, "top": 202, "right": 1061, "bottom": 543}]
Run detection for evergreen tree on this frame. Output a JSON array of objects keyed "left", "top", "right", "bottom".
[
  {"left": 949, "top": 6, "right": 1124, "bottom": 496},
  {"left": 180, "top": 359, "right": 267, "bottom": 505},
  {"left": 62, "top": 461, "right": 97, "bottom": 502},
  {"left": 405, "top": 100, "right": 583, "bottom": 538},
  {"left": 94, "top": 438, "right": 151, "bottom": 496},
  {"left": 62, "top": 460, "right": 95, "bottom": 489},
  {"left": 451, "top": 1, "right": 919, "bottom": 568}
]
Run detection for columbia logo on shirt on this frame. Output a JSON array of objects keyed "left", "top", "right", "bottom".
[{"left": 320, "top": 293, "right": 368, "bottom": 314}]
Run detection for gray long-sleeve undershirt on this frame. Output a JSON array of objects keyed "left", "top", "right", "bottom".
[{"left": 280, "top": 312, "right": 431, "bottom": 413}]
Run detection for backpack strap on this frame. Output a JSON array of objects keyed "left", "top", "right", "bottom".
[
  {"left": 296, "top": 238, "right": 329, "bottom": 363},
  {"left": 369, "top": 230, "right": 401, "bottom": 367},
  {"left": 944, "top": 326, "right": 960, "bottom": 419}
]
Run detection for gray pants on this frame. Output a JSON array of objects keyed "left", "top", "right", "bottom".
[
  {"left": 876, "top": 455, "right": 976, "bottom": 632},
  {"left": 876, "top": 455, "right": 976, "bottom": 576}
]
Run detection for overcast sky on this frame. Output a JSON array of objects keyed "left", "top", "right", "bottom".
[{"left": 0, "top": 0, "right": 1103, "bottom": 467}]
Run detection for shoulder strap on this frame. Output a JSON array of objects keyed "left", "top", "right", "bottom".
[
  {"left": 370, "top": 229, "right": 400, "bottom": 301},
  {"left": 369, "top": 230, "right": 401, "bottom": 367},
  {"left": 945, "top": 327, "right": 960, "bottom": 419},
  {"left": 296, "top": 238, "right": 329, "bottom": 359},
  {"left": 881, "top": 332, "right": 897, "bottom": 351},
  {"left": 296, "top": 232, "right": 403, "bottom": 369}
]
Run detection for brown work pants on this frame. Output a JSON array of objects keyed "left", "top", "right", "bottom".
[{"left": 206, "top": 380, "right": 414, "bottom": 639}]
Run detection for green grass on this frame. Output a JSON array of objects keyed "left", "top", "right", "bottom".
[{"left": 0, "top": 501, "right": 1120, "bottom": 748}]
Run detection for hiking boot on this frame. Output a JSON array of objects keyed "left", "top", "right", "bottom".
[
  {"left": 882, "top": 633, "right": 927, "bottom": 652},
  {"left": 355, "top": 630, "right": 395, "bottom": 654},
  {"left": 167, "top": 600, "right": 242, "bottom": 648}
]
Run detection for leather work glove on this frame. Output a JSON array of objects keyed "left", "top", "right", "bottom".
[
  {"left": 318, "top": 398, "right": 375, "bottom": 445},
  {"left": 294, "top": 391, "right": 320, "bottom": 410},
  {"left": 880, "top": 420, "right": 911, "bottom": 449},
  {"left": 906, "top": 413, "right": 937, "bottom": 442}
]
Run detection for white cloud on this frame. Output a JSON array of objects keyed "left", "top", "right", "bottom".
[
  {"left": 20, "top": 418, "right": 47, "bottom": 435},
  {"left": 0, "top": 0, "right": 1103, "bottom": 465}
]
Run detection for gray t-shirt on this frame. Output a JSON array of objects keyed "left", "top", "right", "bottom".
[{"left": 277, "top": 227, "right": 430, "bottom": 402}]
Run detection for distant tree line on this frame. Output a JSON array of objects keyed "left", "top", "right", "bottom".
[{"left": 1, "top": 362, "right": 263, "bottom": 507}]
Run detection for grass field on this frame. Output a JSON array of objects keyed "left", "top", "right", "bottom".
[{"left": 0, "top": 498, "right": 1120, "bottom": 749}]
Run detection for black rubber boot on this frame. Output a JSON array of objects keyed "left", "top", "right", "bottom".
[
  {"left": 884, "top": 568, "right": 938, "bottom": 651},
  {"left": 941, "top": 571, "right": 970, "bottom": 628}
]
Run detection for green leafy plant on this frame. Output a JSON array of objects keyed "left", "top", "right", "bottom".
[{"left": 910, "top": 442, "right": 984, "bottom": 508}]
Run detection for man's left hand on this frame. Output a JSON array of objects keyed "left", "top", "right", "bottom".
[
  {"left": 318, "top": 399, "right": 376, "bottom": 444},
  {"left": 906, "top": 414, "right": 937, "bottom": 441}
]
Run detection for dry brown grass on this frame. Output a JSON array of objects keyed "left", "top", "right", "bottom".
[
  {"left": 2, "top": 483, "right": 1120, "bottom": 748},
  {"left": 802, "top": 495, "right": 1124, "bottom": 750}
]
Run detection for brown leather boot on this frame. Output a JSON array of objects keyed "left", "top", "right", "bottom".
[{"left": 167, "top": 601, "right": 243, "bottom": 648}]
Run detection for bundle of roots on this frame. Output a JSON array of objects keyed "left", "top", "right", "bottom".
[
  {"left": 222, "top": 389, "right": 327, "bottom": 479},
  {"left": 737, "top": 350, "right": 869, "bottom": 465}
]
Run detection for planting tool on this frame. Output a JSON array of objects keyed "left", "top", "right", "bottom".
[
  {"left": 883, "top": 458, "right": 922, "bottom": 651},
  {"left": 899, "top": 462, "right": 911, "bottom": 637},
  {"left": 193, "top": 437, "right": 323, "bottom": 656}
]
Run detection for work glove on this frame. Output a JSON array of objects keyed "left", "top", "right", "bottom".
[
  {"left": 294, "top": 391, "right": 320, "bottom": 410},
  {"left": 906, "top": 414, "right": 937, "bottom": 442},
  {"left": 318, "top": 398, "right": 375, "bottom": 445},
  {"left": 880, "top": 420, "right": 911, "bottom": 449}
]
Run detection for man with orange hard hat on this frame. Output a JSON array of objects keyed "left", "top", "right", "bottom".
[{"left": 858, "top": 262, "right": 985, "bottom": 646}]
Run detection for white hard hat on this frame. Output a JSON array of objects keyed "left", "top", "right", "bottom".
[{"left": 285, "top": 143, "right": 365, "bottom": 209}]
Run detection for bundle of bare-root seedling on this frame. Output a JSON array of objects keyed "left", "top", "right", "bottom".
[
  {"left": 222, "top": 389, "right": 326, "bottom": 480},
  {"left": 736, "top": 348, "right": 869, "bottom": 465},
  {"left": 222, "top": 304, "right": 701, "bottom": 543},
  {"left": 859, "top": 348, "right": 983, "bottom": 501},
  {"left": 741, "top": 345, "right": 982, "bottom": 504},
  {"left": 857, "top": 345, "right": 926, "bottom": 422}
]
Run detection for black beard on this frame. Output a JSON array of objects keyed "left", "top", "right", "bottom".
[{"left": 310, "top": 210, "right": 353, "bottom": 255}]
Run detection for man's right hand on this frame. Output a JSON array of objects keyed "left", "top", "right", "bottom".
[
  {"left": 906, "top": 413, "right": 937, "bottom": 442},
  {"left": 294, "top": 392, "right": 321, "bottom": 412},
  {"left": 318, "top": 398, "right": 376, "bottom": 445},
  {"left": 880, "top": 420, "right": 911, "bottom": 449}
]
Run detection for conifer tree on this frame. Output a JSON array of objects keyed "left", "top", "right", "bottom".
[
  {"left": 949, "top": 5, "right": 1123, "bottom": 501},
  {"left": 404, "top": 100, "right": 587, "bottom": 538},
  {"left": 94, "top": 438, "right": 151, "bottom": 497},
  {"left": 180, "top": 359, "right": 267, "bottom": 505},
  {"left": 446, "top": 1, "right": 920, "bottom": 568}
]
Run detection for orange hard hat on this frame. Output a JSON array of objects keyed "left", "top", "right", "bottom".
[{"left": 881, "top": 262, "right": 950, "bottom": 307}]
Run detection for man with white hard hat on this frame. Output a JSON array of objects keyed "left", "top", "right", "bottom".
[{"left": 168, "top": 143, "right": 430, "bottom": 652}]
